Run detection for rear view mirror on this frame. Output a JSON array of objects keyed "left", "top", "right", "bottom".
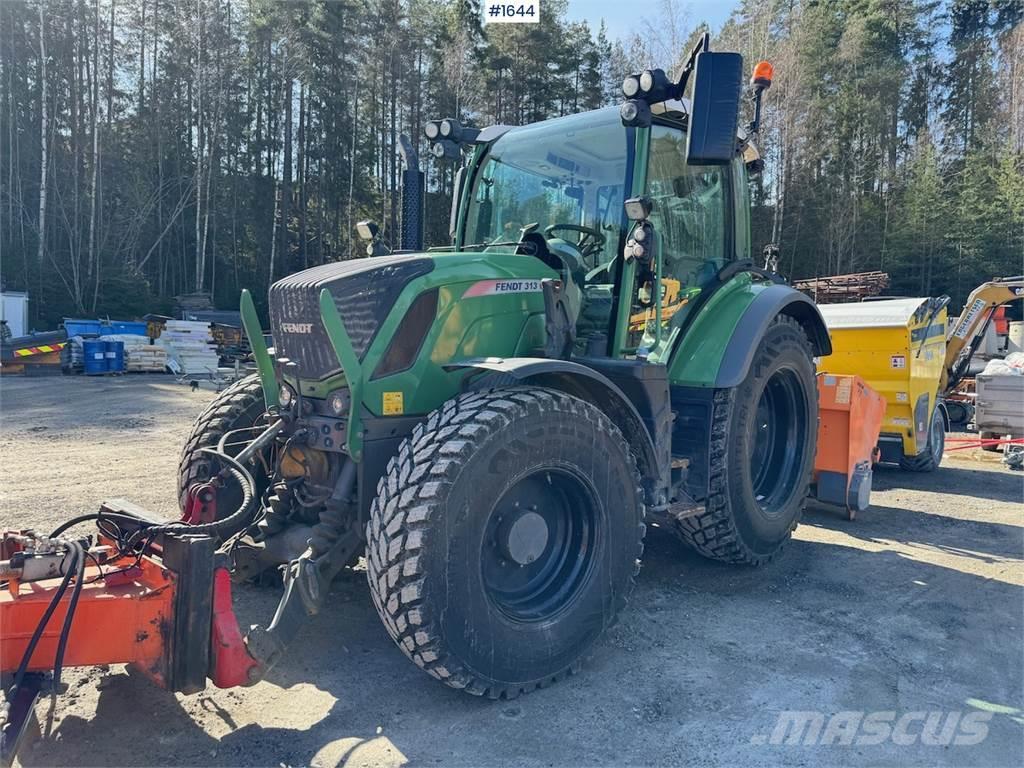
[{"left": 686, "top": 51, "right": 743, "bottom": 166}]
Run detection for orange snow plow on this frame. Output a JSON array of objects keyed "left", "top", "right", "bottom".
[{"left": 0, "top": 499, "right": 264, "bottom": 766}]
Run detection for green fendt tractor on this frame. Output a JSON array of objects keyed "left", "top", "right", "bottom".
[{"left": 180, "top": 38, "right": 830, "bottom": 698}]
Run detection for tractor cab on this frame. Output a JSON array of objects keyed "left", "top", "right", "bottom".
[{"left": 453, "top": 102, "right": 751, "bottom": 361}]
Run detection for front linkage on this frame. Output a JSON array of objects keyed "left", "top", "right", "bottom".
[
  {"left": 1, "top": 283, "right": 383, "bottom": 765},
  {"left": 0, "top": 400, "right": 355, "bottom": 766}
]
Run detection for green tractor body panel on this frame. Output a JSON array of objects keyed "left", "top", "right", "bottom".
[
  {"left": 240, "top": 288, "right": 279, "bottom": 408},
  {"left": 358, "top": 253, "right": 554, "bottom": 417},
  {"left": 268, "top": 252, "right": 557, "bottom": 457},
  {"left": 665, "top": 272, "right": 761, "bottom": 387}
]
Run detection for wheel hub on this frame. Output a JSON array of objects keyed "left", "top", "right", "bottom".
[
  {"left": 481, "top": 469, "right": 599, "bottom": 622},
  {"left": 503, "top": 510, "right": 549, "bottom": 566}
]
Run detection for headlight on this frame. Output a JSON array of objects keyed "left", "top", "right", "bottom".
[
  {"left": 279, "top": 383, "right": 295, "bottom": 409},
  {"left": 424, "top": 121, "right": 440, "bottom": 140},
  {"left": 622, "top": 75, "right": 641, "bottom": 98},
  {"left": 327, "top": 389, "right": 350, "bottom": 416}
]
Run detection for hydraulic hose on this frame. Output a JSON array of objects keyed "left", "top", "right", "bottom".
[
  {"left": 6, "top": 542, "right": 80, "bottom": 701},
  {"left": 125, "top": 447, "right": 257, "bottom": 549},
  {"left": 48, "top": 446, "right": 259, "bottom": 550}
]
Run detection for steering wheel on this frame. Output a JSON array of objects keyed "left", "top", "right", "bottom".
[{"left": 543, "top": 224, "right": 606, "bottom": 261}]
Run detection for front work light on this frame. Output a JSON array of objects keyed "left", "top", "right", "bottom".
[
  {"left": 439, "top": 118, "right": 460, "bottom": 139},
  {"left": 356, "top": 220, "right": 379, "bottom": 241},
  {"left": 623, "top": 196, "right": 653, "bottom": 221},
  {"left": 638, "top": 68, "right": 671, "bottom": 101},
  {"left": 279, "top": 383, "right": 295, "bottom": 409},
  {"left": 622, "top": 74, "right": 641, "bottom": 98},
  {"left": 327, "top": 389, "right": 350, "bottom": 416},
  {"left": 619, "top": 99, "right": 652, "bottom": 127},
  {"left": 430, "top": 140, "right": 461, "bottom": 161},
  {"left": 424, "top": 121, "right": 440, "bottom": 140}
]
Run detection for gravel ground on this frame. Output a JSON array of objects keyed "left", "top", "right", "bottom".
[{"left": 1, "top": 374, "right": 1022, "bottom": 768}]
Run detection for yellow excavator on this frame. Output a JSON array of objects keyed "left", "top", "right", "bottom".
[{"left": 943, "top": 276, "right": 1024, "bottom": 393}]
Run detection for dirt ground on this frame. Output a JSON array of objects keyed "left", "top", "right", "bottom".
[{"left": 1, "top": 374, "right": 1022, "bottom": 768}]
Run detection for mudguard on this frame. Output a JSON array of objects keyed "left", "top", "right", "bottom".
[
  {"left": 449, "top": 357, "right": 668, "bottom": 507},
  {"left": 714, "top": 283, "right": 831, "bottom": 388}
]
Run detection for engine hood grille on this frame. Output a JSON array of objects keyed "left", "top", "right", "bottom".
[{"left": 268, "top": 255, "right": 434, "bottom": 380}]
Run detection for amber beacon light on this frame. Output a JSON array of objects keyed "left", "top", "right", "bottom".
[{"left": 751, "top": 60, "right": 774, "bottom": 89}]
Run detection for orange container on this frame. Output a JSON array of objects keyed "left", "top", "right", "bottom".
[{"left": 812, "top": 373, "right": 887, "bottom": 518}]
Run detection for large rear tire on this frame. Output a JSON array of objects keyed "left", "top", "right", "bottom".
[
  {"left": 673, "top": 315, "right": 817, "bottom": 565},
  {"left": 177, "top": 373, "right": 268, "bottom": 514},
  {"left": 366, "top": 388, "right": 645, "bottom": 699}
]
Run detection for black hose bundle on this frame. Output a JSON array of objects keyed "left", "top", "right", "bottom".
[
  {"left": 48, "top": 447, "right": 257, "bottom": 545},
  {"left": 4, "top": 445, "right": 259, "bottom": 735},
  {"left": 5, "top": 541, "right": 85, "bottom": 717}
]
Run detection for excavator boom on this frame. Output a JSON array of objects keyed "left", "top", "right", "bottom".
[{"left": 943, "top": 276, "right": 1024, "bottom": 392}]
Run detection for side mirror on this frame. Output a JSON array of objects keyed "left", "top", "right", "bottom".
[{"left": 686, "top": 51, "right": 743, "bottom": 166}]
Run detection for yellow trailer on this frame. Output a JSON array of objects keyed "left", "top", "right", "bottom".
[{"left": 817, "top": 297, "right": 949, "bottom": 471}]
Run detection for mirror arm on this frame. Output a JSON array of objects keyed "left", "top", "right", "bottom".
[{"left": 674, "top": 32, "right": 711, "bottom": 100}]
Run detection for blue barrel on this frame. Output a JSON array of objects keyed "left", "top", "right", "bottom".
[
  {"left": 104, "top": 341, "right": 125, "bottom": 372},
  {"left": 83, "top": 340, "right": 107, "bottom": 375}
]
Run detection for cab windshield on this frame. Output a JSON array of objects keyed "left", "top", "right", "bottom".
[{"left": 463, "top": 107, "right": 629, "bottom": 268}]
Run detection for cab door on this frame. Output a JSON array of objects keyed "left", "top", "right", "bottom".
[{"left": 616, "top": 122, "right": 734, "bottom": 359}]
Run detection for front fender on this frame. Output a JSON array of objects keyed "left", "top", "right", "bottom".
[{"left": 449, "top": 357, "right": 667, "bottom": 506}]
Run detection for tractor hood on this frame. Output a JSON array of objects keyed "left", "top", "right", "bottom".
[{"left": 269, "top": 254, "right": 434, "bottom": 381}]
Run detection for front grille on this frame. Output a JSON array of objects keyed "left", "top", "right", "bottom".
[{"left": 269, "top": 255, "right": 434, "bottom": 380}]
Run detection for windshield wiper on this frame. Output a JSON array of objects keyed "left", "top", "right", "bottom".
[{"left": 458, "top": 240, "right": 537, "bottom": 254}]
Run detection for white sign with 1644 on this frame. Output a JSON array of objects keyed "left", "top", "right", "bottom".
[{"left": 484, "top": 2, "right": 539, "bottom": 24}]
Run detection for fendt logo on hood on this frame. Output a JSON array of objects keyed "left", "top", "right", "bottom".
[{"left": 280, "top": 322, "right": 314, "bottom": 334}]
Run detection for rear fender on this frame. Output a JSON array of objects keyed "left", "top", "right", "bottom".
[
  {"left": 714, "top": 284, "right": 831, "bottom": 388},
  {"left": 450, "top": 357, "right": 667, "bottom": 506},
  {"left": 668, "top": 276, "right": 830, "bottom": 388}
]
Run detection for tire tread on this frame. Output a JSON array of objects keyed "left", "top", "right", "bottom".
[{"left": 365, "top": 387, "right": 645, "bottom": 699}]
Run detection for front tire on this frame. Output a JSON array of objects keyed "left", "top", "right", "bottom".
[
  {"left": 177, "top": 373, "right": 268, "bottom": 514},
  {"left": 673, "top": 315, "right": 817, "bottom": 565},
  {"left": 366, "top": 388, "right": 645, "bottom": 699}
]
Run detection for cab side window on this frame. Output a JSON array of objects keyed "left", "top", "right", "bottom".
[{"left": 646, "top": 125, "right": 728, "bottom": 290}]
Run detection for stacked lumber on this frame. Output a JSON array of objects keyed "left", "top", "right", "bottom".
[
  {"left": 156, "top": 320, "right": 219, "bottom": 375},
  {"left": 97, "top": 334, "right": 166, "bottom": 373},
  {"left": 794, "top": 271, "right": 890, "bottom": 304},
  {"left": 125, "top": 347, "right": 167, "bottom": 372}
]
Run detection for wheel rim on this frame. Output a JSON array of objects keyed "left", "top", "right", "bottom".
[
  {"left": 749, "top": 367, "right": 808, "bottom": 517},
  {"left": 481, "top": 468, "right": 599, "bottom": 622}
]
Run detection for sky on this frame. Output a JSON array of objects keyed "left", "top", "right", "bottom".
[{"left": 565, "top": 0, "right": 740, "bottom": 41}]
